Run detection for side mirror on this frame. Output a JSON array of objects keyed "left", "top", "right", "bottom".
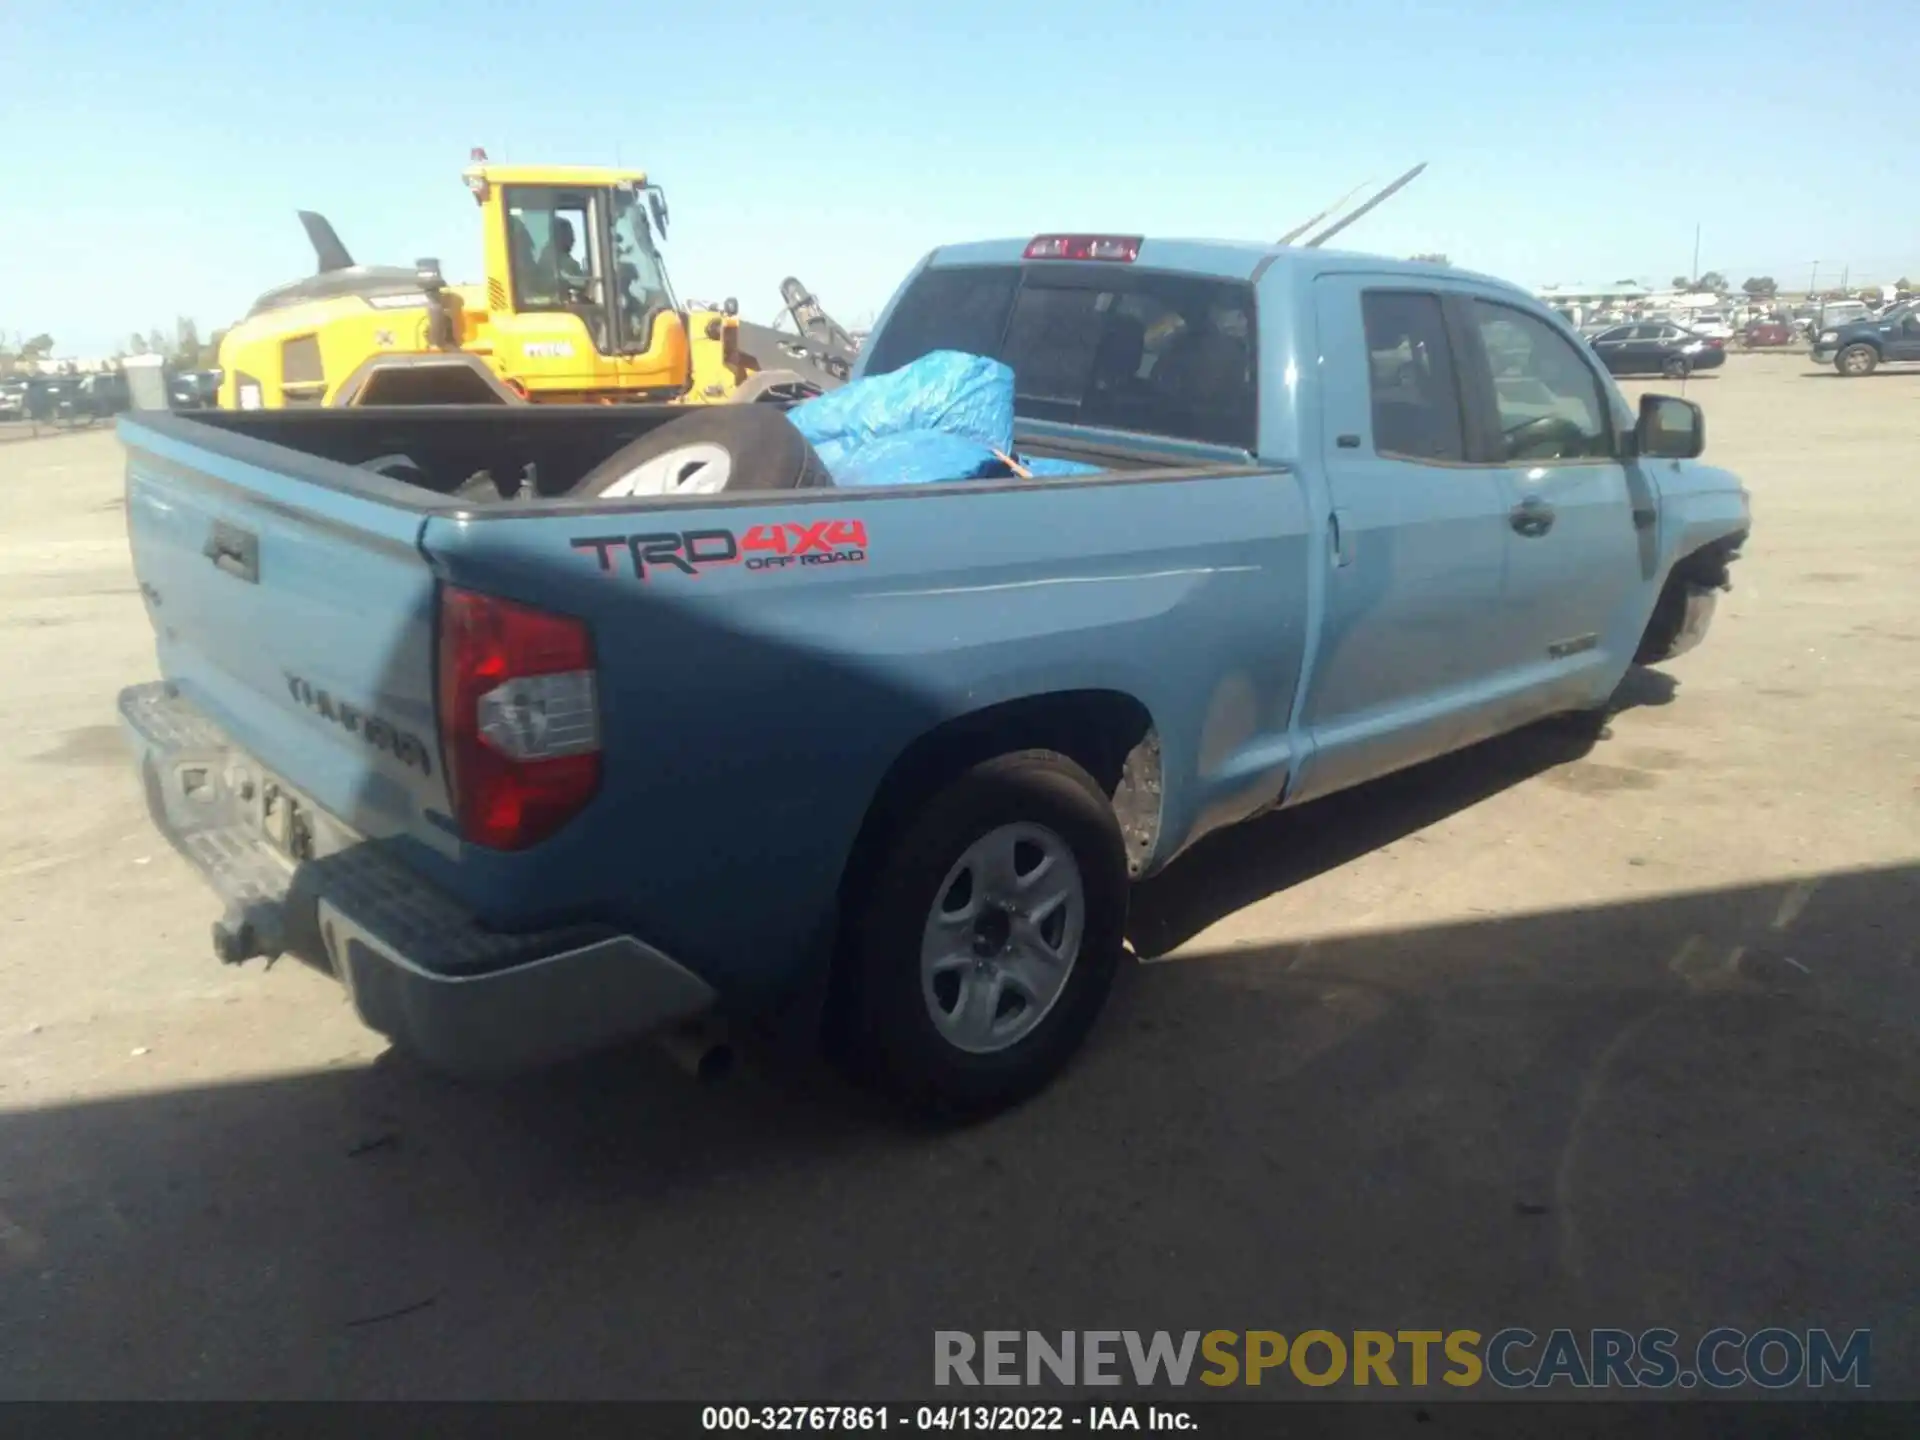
[
  {"left": 722, "top": 296, "right": 739, "bottom": 317},
  {"left": 648, "top": 190, "right": 670, "bottom": 240},
  {"left": 415, "top": 257, "right": 446, "bottom": 292},
  {"left": 1636, "top": 393, "right": 1704, "bottom": 460}
]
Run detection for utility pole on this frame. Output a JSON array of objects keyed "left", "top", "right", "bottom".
[
  {"left": 1840, "top": 265, "right": 1850, "bottom": 294},
  {"left": 1691, "top": 224, "right": 1701, "bottom": 287},
  {"left": 1809, "top": 261, "right": 1820, "bottom": 298}
]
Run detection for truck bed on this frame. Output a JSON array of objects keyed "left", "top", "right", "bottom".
[{"left": 168, "top": 406, "right": 1213, "bottom": 506}]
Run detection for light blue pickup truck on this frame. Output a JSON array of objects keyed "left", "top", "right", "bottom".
[{"left": 116, "top": 235, "right": 1750, "bottom": 1115}]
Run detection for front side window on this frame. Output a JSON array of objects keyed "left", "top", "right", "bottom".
[
  {"left": 609, "top": 188, "right": 672, "bottom": 351},
  {"left": 1360, "top": 290, "right": 1466, "bottom": 463},
  {"left": 1470, "top": 301, "right": 1612, "bottom": 462}
]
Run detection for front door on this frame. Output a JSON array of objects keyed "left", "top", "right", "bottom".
[
  {"left": 1888, "top": 310, "right": 1920, "bottom": 363},
  {"left": 499, "top": 184, "right": 617, "bottom": 393},
  {"left": 1291, "top": 279, "right": 1513, "bottom": 805},
  {"left": 1457, "top": 299, "right": 1649, "bottom": 714}
]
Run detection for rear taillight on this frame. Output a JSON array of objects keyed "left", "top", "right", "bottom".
[
  {"left": 1707, "top": 338, "right": 1724, "bottom": 349},
  {"left": 437, "top": 585, "right": 600, "bottom": 851},
  {"left": 1023, "top": 234, "right": 1141, "bottom": 262}
]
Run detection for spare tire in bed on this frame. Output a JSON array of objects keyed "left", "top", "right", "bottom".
[{"left": 567, "top": 407, "right": 830, "bottom": 499}]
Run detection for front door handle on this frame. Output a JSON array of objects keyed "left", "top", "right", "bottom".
[{"left": 1509, "top": 496, "right": 1555, "bottom": 538}]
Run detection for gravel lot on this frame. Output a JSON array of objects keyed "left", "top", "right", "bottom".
[{"left": 1, "top": 355, "right": 1916, "bottom": 1399}]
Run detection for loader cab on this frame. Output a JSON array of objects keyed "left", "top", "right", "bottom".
[{"left": 469, "top": 163, "right": 691, "bottom": 402}]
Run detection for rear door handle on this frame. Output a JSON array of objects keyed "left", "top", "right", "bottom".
[
  {"left": 1509, "top": 496, "right": 1555, "bottom": 538},
  {"left": 203, "top": 522, "right": 259, "bottom": 583}
]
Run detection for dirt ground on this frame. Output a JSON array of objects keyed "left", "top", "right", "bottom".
[{"left": 1, "top": 355, "right": 1917, "bottom": 1400}]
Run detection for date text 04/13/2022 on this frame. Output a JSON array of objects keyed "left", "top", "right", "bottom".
[{"left": 699, "top": 1404, "right": 1193, "bottom": 1431}]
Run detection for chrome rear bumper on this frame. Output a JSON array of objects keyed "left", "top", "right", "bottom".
[{"left": 118, "top": 682, "right": 716, "bottom": 1075}]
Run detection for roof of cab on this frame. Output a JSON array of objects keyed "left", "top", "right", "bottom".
[
  {"left": 925, "top": 237, "right": 1530, "bottom": 301},
  {"left": 463, "top": 163, "right": 649, "bottom": 188}
]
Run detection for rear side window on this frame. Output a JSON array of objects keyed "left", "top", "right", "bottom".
[
  {"left": 862, "top": 267, "right": 1019, "bottom": 376},
  {"left": 862, "top": 264, "right": 1257, "bottom": 449},
  {"left": 1360, "top": 291, "right": 1466, "bottom": 463}
]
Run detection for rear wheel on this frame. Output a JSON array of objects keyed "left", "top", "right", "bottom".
[
  {"left": 1662, "top": 355, "right": 1692, "bottom": 379},
  {"left": 838, "top": 751, "right": 1129, "bottom": 1119},
  {"left": 1837, "top": 344, "right": 1878, "bottom": 377}
]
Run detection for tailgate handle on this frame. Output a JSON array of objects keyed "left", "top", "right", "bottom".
[{"left": 203, "top": 522, "right": 259, "bottom": 584}]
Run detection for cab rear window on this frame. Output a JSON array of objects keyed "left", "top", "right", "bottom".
[{"left": 863, "top": 264, "right": 1258, "bottom": 450}]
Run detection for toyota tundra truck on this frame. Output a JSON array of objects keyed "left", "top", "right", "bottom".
[{"left": 115, "top": 236, "right": 1751, "bottom": 1115}]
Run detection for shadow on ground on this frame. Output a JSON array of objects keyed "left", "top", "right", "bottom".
[
  {"left": 1131, "top": 667, "right": 1677, "bottom": 956},
  {"left": 3, "top": 842, "right": 1916, "bottom": 1399}
]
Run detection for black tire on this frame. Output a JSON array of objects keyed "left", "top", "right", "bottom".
[
  {"left": 1837, "top": 344, "right": 1878, "bottom": 377},
  {"left": 839, "top": 750, "right": 1129, "bottom": 1119},
  {"left": 568, "top": 406, "right": 829, "bottom": 498},
  {"left": 1662, "top": 355, "right": 1692, "bottom": 379},
  {"left": 358, "top": 453, "right": 428, "bottom": 484}
]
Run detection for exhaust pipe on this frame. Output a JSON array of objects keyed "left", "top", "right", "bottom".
[{"left": 658, "top": 1017, "right": 735, "bottom": 1082}]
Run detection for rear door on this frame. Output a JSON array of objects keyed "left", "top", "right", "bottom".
[
  {"left": 1455, "top": 297, "right": 1647, "bottom": 711},
  {"left": 1290, "top": 279, "right": 1513, "bottom": 804},
  {"left": 121, "top": 418, "right": 453, "bottom": 851}
]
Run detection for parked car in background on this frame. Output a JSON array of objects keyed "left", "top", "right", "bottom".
[
  {"left": 0, "top": 378, "right": 27, "bottom": 421},
  {"left": 1812, "top": 300, "right": 1872, "bottom": 333},
  {"left": 1742, "top": 316, "right": 1795, "bottom": 348},
  {"left": 169, "top": 369, "right": 222, "bottom": 410},
  {"left": 24, "top": 374, "right": 85, "bottom": 425},
  {"left": 77, "top": 371, "right": 130, "bottom": 420},
  {"left": 1811, "top": 302, "right": 1920, "bottom": 376},
  {"left": 1685, "top": 312, "right": 1734, "bottom": 341},
  {"left": 1587, "top": 322, "right": 1727, "bottom": 377}
]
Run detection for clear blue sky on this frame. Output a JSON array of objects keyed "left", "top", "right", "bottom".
[{"left": 3, "top": 0, "right": 1916, "bottom": 358}]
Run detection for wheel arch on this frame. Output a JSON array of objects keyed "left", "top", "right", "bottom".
[
  {"left": 330, "top": 353, "right": 522, "bottom": 406},
  {"left": 838, "top": 690, "right": 1163, "bottom": 918},
  {"left": 1635, "top": 529, "right": 1747, "bottom": 664}
]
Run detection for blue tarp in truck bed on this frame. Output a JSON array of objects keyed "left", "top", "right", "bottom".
[{"left": 786, "top": 350, "right": 1100, "bottom": 486}]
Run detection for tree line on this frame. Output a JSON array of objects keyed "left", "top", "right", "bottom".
[
  {"left": 0, "top": 318, "right": 226, "bottom": 376},
  {"left": 1670, "top": 274, "right": 1915, "bottom": 303}
]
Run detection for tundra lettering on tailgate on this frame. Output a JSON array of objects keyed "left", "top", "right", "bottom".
[
  {"left": 569, "top": 520, "right": 868, "bottom": 581},
  {"left": 285, "top": 674, "right": 434, "bottom": 776}
]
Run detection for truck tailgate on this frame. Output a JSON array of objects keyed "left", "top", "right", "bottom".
[{"left": 121, "top": 420, "right": 453, "bottom": 854}]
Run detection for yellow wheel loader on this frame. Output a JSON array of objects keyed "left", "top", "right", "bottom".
[{"left": 217, "top": 154, "right": 853, "bottom": 411}]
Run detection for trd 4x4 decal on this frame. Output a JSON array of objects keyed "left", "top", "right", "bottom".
[{"left": 569, "top": 520, "right": 868, "bottom": 580}]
